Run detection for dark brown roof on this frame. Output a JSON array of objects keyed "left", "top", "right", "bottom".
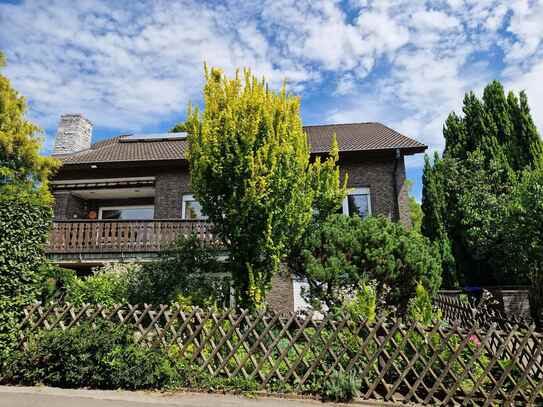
[{"left": 55, "top": 123, "right": 426, "bottom": 165}]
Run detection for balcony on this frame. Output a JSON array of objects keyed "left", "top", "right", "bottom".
[{"left": 46, "top": 220, "right": 215, "bottom": 257}]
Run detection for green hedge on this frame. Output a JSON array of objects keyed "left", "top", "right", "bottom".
[
  {"left": 1, "top": 321, "right": 181, "bottom": 389},
  {"left": 0, "top": 193, "right": 52, "bottom": 360}
]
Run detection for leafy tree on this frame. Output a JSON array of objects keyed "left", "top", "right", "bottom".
[
  {"left": 0, "top": 52, "right": 59, "bottom": 200},
  {"left": 294, "top": 214, "right": 441, "bottom": 313},
  {"left": 187, "top": 67, "right": 345, "bottom": 308},
  {"left": 422, "top": 80, "right": 543, "bottom": 287},
  {"left": 0, "top": 52, "right": 59, "bottom": 361},
  {"left": 503, "top": 169, "right": 543, "bottom": 323}
]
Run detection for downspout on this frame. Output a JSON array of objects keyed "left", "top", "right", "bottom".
[{"left": 392, "top": 148, "right": 400, "bottom": 222}]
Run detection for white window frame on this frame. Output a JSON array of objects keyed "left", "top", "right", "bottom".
[
  {"left": 182, "top": 194, "right": 208, "bottom": 220},
  {"left": 342, "top": 187, "right": 372, "bottom": 217},
  {"left": 98, "top": 205, "right": 155, "bottom": 220}
]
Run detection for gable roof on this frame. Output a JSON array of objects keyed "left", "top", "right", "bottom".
[{"left": 54, "top": 122, "right": 426, "bottom": 165}]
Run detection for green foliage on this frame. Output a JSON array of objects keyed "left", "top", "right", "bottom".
[
  {"left": 422, "top": 80, "right": 543, "bottom": 287},
  {"left": 36, "top": 263, "right": 79, "bottom": 304},
  {"left": 187, "top": 66, "right": 345, "bottom": 308},
  {"left": 342, "top": 281, "right": 377, "bottom": 323},
  {"left": 0, "top": 193, "right": 53, "bottom": 361},
  {"left": 170, "top": 121, "right": 188, "bottom": 133},
  {"left": 406, "top": 179, "right": 423, "bottom": 234},
  {"left": 503, "top": 168, "right": 543, "bottom": 322},
  {"left": 128, "top": 235, "right": 229, "bottom": 307},
  {"left": 35, "top": 236, "right": 229, "bottom": 309},
  {"left": 294, "top": 214, "right": 441, "bottom": 312},
  {"left": 407, "top": 282, "right": 441, "bottom": 326},
  {"left": 0, "top": 53, "right": 59, "bottom": 362},
  {"left": 322, "top": 371, "right": 361, "bottom": 402},
  {"left": 101, "top": 344, "right": 182, "bottom": 390},
  {"left": 2, "top": 321, "right": 181, "bottom": 390},
  {"left": 68, "top": 263, "right": 138, "bottom": 307},
  {"left": 0, "top": 51, "right": 59, "bottom": 201}
]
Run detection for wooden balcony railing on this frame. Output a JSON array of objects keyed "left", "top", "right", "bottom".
[{"left": 46, "top": 220, "right": 215, "bottom": 254}]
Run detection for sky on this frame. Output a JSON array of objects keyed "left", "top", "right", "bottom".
[{"left": 1, "top": 0, "right": 543, "bottom": 200}]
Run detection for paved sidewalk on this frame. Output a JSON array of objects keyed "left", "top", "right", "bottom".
[{"left": 0, "top": 386, "right": 400, "bottom": 407}]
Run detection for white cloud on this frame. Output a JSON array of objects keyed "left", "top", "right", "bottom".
[{"left": 0, "top": 0, "right": 542, "bottom": 171}]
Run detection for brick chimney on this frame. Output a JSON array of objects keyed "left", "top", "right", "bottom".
[{"left": 53, "top": 114, "right": 93, "bottom": 155}]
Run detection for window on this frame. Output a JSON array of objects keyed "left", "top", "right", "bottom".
[
  {"left": 99, "top": 206, "right": 154, "bottom": 220},
  {"left": 182, "top": 194, "right": 208, "bottom": 220},
  {"left": 342, "top": 187, "right": 371, "bottom": 218}
]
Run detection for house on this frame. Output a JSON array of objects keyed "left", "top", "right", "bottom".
[{"left": 47, "top": 113, "right": 427, "bottom": 312}]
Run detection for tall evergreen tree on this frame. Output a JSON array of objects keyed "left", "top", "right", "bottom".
[
  {"left": 507, "top": 91, "right": 543, "bottom": 170},
  {"left": 422, "top": 80, "right": 543, "bottom": 287},
  {"left": 421, "top": 154, "right": 457, "bottom": 287}
]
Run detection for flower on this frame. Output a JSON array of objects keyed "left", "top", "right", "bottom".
[{"left": 469, "top": 334, "right": 481, "bottom": 347}]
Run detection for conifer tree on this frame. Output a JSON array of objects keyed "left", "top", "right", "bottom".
[
  {"left": 422, "top": 80, "right": 543, "bottom": 287},
  {"left": 187, "top": 67, "right": 345, "bottom": 308}
]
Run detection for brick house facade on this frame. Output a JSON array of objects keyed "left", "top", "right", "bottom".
[{"left": 48, "top": 114, "right": 426, "bottom": 313}]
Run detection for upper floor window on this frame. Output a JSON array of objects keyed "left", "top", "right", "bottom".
[
  {"left": 99, "top": 206, "right": 154, "bottom": 220},
  {"left": 182, "top": 194, "right": 208, "bottom": 220},
  {"left": 342, "top": 187, "right": 371, "bottom": 218}
]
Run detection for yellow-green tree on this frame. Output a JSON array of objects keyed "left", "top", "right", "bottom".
[
  {"left": 0, "top": 52, "right": 59, "bottom": 200},
  {"left": 187, "top": 67, "right": 345, "bottom": 308}
]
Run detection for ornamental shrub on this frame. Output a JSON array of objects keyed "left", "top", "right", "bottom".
[
  {"left": 68, "top": 262, "right": 140, "bottom": 307},
  {"left": 294, "top": 214, "right": 442, "bottom": 313},
  {"left": 0, "top": 193, "right": 52, "bottom": 362},
  {"left": 128, "top": 234, "right": 230, "bottom": 307},
  {"left": 2, "top": 320, "right": 181, "bottom": 390}
]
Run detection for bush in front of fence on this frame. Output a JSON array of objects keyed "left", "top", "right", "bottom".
[
  {"left": 1, "top": 320, "right": 182, "bottom": 390},
  {"left": 2, "top": 319, "right": 262, "bottom": 393}
]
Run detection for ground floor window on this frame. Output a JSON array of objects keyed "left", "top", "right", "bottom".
[
  {"left": 182, "top": 194, "right": 208, "bottom": 220},
  {"left": 342, "top": 187, "right": 371, "bottom": 218},
  {"left": 99, "top": 206, "right": 154, "bottom": 220}
]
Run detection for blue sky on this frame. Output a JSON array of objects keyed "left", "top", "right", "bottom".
[{"left": 1, "top": 0, "right": 543, "bottom": 200}]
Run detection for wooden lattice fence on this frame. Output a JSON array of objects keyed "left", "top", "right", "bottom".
[
  {"left": 434, "top": 292, "right": 534, "bottom": 331},
  {"left": 20, "top": 303, "right": 543, "bottom": 406}
]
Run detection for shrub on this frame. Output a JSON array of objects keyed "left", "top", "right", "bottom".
[
  {"left": 407, "top": 282, "right": 441, "bottom": 326},
  {"left": 2, "top": 321, "right": 130, "bottom": 387},
  {"left": 101, "top": 344, "right": 181, "bottom": 390},
  {"left": 322, "top": 371, "right": 361, "bottom": 402},
  {"left": 128, "top": 235, "right": 230, "bottom": 307},
  {"left": 68, "top": 263, "right": 140, "bottom": 307},
  {"left": 294, "top": 214, "right": 442, "bottom": 313},
  {"left": 0, "top": 193, "right": 52, "bottom": 362},
  {"left": 342, "top": 281, "right": 377, "bottom": 322},
  {"left": 2, "top": 320, "right": 182, "bottom": 390},
  {"left": 37, "top": 263, "right": 79, "bottom": 304}
]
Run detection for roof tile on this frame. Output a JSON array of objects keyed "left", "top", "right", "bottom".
[{"left": 56, "top": 123, "right": 426, "bottom": 165}]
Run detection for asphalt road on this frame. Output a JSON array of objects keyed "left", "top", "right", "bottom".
[{"left": 0, "top": 386, "right": 399, "bottom": 407}]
